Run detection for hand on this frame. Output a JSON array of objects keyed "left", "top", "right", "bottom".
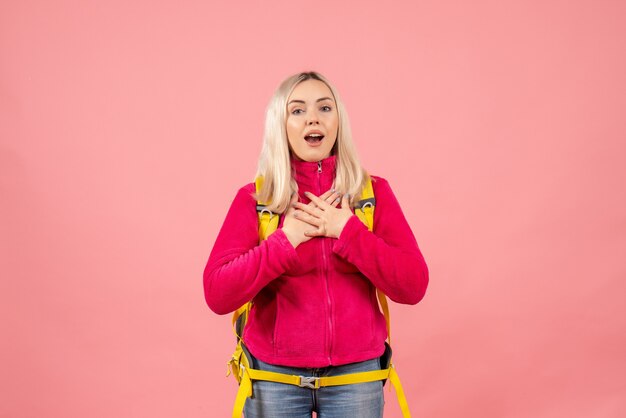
[
  {"left": 282, "top": 189, "right": 343, "bottom": 247},
  {"left": 292, "top": 191, "right": 353, "bottom": 239}
]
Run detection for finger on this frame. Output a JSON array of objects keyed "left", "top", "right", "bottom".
[
  {"left": 326, "top": 191, "right": 342, "bottom": 205},
  {"left": 293, "top": 202, "right": 324, "bottom": 218},
  {"left": 304, "top": 191, "right": 330, "bottom": 209},
  {"left": 318, "top": 189, "right": 335, "bottom": 201},
  {"left": 304, "top": 227, "right": 325, "bottom": 237},
  {"left": 305, "top": 189, "right": 336, "bottom": 209},
  {"left": 293, "top": 210, "right": 322, "bottom": 226}
]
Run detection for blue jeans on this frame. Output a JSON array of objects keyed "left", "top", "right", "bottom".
[{"left": 243, "top": 357, "right": 384, "bottom": 418}]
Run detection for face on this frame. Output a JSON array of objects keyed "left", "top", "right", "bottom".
[{"left": 286, "top": 79, "right": 339, "bottom": 162}]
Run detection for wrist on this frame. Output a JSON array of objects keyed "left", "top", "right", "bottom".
[
  {"left": 282, "top": 228, "right": 301, "bottom": 248},
  {"left": 333, "top": 214, "right": 353, "bottom": 239}
]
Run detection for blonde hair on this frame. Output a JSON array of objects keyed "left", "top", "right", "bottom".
[{"left": 255, "top": 71, "right": 369, "bottom": 213}]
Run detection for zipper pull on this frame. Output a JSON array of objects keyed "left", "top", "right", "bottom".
[{"left": 318, "top": 161, "right": 322, "bottom": 173}]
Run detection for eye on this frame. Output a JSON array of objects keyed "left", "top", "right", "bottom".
[
  {"left": 291, "top": 108, "right": 304, "bottom": 115},
  {"left": 320, "top": 105, "right": 332, "bottom": 112}
]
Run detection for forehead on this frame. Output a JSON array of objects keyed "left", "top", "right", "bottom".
[{"left": 288, "top": 79, "right": 334, "bottom": 101}]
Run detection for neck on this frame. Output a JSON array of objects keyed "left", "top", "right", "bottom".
[{"left": 290, "top": 154, "right": 337, "bottom": 190}]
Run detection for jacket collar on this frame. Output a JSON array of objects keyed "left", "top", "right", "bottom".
[{"left": 291, "top": 155, "right": 337, "bottom": 191}]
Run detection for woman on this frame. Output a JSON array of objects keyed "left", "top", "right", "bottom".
[{"left": 203, "top": 71, "right": 429, "bottom": 417}]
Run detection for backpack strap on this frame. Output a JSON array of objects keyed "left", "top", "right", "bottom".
[
  {"left": 255, "top": 176, "right": 279, "bottom": 242},
  {"left": 252, "top": 176, "right": 391, "bottom": 345},
  {"left": 231, "top": 347, "right": 412, "bottom": 418},
  {"left": 377, "top": 289, "right": 392, "bottom": 347},
  {"left": 354, "top": 177, "right": 375, "bottom": 232},
  {"left": 353, "top": 179, "right": 392, "bottom": 346},
  {"left": 227, "top": 175, "right": 411, "bottom": 417},
  {"left": 255, "top": 175, "right": 376, "bottom": 238}
]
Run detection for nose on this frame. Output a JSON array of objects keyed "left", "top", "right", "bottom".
[{"left": 306, "top": 109, "right": 319, "bottom": 125}]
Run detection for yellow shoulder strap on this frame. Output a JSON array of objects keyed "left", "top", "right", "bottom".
[
  {"left": 255, "top": 176, "right": 279, "bottom": 242},
  {"left": 232, "top": 303, "right": 250, "bottom": 340},
  {"left": 377, "top": 289, "right": 391, "bottom": 347},
  {"left": 355, "top": 178, "right": 392, "bottom": 347},
  {"left": 255, "top": 176, "right": 376, "bottom": 240},
  {"left": 229, "top": 176, "right": 410, "bottom": 417},
  {"left": 253, "top": 176, "right": 392, "bottom": 345},
  {"left": 232, "top": 372, "right": 252, "bottom": 418},
  {"left": 354, "top": 177, "right": 375, "bottom": 232}
]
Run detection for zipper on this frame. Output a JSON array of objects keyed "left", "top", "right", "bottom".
[
  {"left": 322, "top": 237, "right": 332, "bottom": 364},
  {"left": 318, "top": 160, "right": 333, "bottom": 364}
]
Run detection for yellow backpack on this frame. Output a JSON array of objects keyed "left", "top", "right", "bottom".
[{"left": 226, "top": 176, "right": 412, "bottom": 418}]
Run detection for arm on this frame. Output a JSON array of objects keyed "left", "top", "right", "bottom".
[
  {"left": 203, "top": 184, "right": 299, "bottom": 315},
  {"left": 332, "top": 177, "right": 429, "bottom": 304}
]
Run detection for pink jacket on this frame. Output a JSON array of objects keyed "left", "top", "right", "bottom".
[{"left": 203, "top": 155, "right": 428, "bottom": 367}]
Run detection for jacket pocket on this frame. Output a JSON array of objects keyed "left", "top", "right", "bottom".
[{"left": 245, "top": 287, "right": 278, "bottom": 352}]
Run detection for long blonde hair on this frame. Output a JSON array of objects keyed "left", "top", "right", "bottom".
[{"left": 255, "top": 71, "right": 369, "bottom": 213}]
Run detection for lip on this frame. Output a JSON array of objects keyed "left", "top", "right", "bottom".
[
  {"left": 303, "top": 129, "right": 325, "bottom": 147},
  {"left": 305, "top": 139, "right": 323, "bottom": 147}
]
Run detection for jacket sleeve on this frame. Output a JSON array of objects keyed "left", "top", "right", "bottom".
[
  {"left": 203, "top": 184, "right": 299, "bottom": 315},
  {"left": 332, "top": 177, "right": 429, "bottom": 304}
]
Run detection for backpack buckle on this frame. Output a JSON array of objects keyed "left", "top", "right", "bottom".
[{"left": 298, "top": 376, "right": 320, "bottom": 389}]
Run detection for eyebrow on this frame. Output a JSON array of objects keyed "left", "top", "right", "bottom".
[{"left": 287, "top": 97, "right": 335, "bottom": 106}]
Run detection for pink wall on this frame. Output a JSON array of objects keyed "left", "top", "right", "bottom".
[{"left": 2, "top": 0, "right": 625, "bottom": 416}]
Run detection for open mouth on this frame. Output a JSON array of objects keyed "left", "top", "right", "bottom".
[{"left": 304, "top": 133, "right": 324, "bottom": 144}]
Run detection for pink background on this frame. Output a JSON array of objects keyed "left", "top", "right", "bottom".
[{"left": 2, "top": 0, "right": 625, "bottom": 417}]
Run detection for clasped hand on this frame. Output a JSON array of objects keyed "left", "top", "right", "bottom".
[{"left": 282, "top": 188, "right": 353, "bottom": 248}]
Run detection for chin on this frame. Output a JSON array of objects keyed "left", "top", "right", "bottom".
[
  {"left": 308, "top": 153, "right": 329, "bottom": 162},
  {"left": 292, "top": 150, "right": 328, "bottom": 162}
]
